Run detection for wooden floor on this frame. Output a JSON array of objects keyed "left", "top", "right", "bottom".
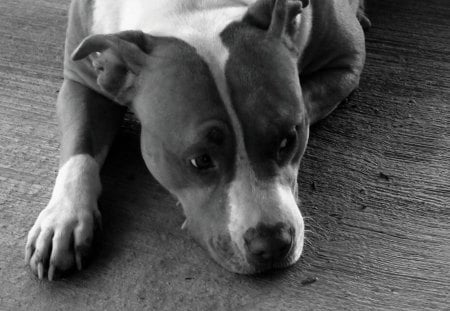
[{"left": 0, "top": 0, "right": 449, "bottom": 310}]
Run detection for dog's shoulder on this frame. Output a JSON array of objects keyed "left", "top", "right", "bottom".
[{"left": 62, "top": 0, "right": 109, "bottom": 98}]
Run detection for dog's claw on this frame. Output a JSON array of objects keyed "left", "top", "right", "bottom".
[
  {"left": 25, "top": 248, "right": 31, "bottom": 264},
  {"left": 48, "top": 265, "right": 55, "bottom": 281},
  {"left": 37, "top": 262, "right": 44, "bottom": 280}
]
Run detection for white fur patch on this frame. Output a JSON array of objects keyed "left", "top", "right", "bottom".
[
  {"left": 228, "top": 176, "right": 304, "bottom": 259},
  {"left": 277, "top": 183, "right": 304, "bottom": 260},
  {"left": 51, "top": 154, "right": 101, "bottom": 206},
  {"left": 92, "top": 0, "right": 256, "bottom": 35}
]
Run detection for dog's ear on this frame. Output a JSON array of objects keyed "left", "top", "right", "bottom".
[
  {"left": 71, "top": 30, "right": 153, "bottom": 105},
  {"left": 244, "top": 0, "right": 309, "bottom": 51}
]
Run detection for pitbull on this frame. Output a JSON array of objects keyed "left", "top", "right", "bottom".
[{"left": 25, "top": 0, "right": 368, "bottom": 280}]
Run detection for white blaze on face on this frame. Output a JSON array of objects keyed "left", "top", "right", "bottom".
[
  {"left": 276, "top": 183, "right": 304, "bottom": 260},
  {"left": 228, "top": 170, "right": 305, "bottom": 260}
]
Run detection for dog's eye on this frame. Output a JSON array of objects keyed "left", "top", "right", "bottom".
[
  {"left": 190, "top": 154, "right": 215, "bottom": 170},
  {"left": 280, "top": 138, "right": 289, "bottom": 150},
  {"left": 278, "top": 128, "right": 298, "bottom": 160}
]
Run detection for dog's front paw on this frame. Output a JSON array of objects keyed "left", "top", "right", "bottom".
[
  {"left": 25, "top": 155, "right": 101, "bottom": 281},
  {"left": 25, "top": 199, "right": 101, "bottom": 280}
]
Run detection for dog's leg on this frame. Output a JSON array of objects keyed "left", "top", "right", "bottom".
[
  {"left": 301, "top": 0, "right": 366, "bottom": 125},
  {"left": 349, "top": 0, "right": 371, "bottom": 30},
  {"left": 303, "top": 66, "right": 362, "bottom": 124},
  {"left": 356, "top": 0, "right": 371, "bottom": 30},
  {"left": 25, "top": 79, "right": 125, "bottom": 280}
]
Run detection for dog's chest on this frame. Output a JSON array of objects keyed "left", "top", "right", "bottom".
[{"left": 92, "top": 0, "right": 258, "bottom": 38}]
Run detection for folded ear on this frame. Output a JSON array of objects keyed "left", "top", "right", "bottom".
[
  {"left": 71, "top": 30, "right": 153, "bottom": 105},
  {"left": 244, "top": 0, "right": 309, "bottom": 49}
]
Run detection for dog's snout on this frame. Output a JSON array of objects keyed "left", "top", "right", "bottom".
[{"left": 243, "top": 222, "right": 293, "bottom": 264}]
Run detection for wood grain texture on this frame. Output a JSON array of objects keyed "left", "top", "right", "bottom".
[{"left": 0, "top": 0, "right": 449, "bottom": 310}]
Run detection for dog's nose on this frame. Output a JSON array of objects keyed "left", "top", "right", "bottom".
[{"left": 244, "top": 222, "right": 293, "bottom": 264}]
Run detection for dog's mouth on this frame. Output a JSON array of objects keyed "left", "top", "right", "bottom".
[{"left": 207, "top": 232, "right": 302, "bottom": 274}]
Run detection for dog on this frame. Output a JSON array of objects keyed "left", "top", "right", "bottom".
[{"left": 25, "top": 0, "right": 368, "bottom": 280}]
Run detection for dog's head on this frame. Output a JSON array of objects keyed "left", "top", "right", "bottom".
[{"left": 73, "top": 0, "right": 310, "bottom": 273}]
